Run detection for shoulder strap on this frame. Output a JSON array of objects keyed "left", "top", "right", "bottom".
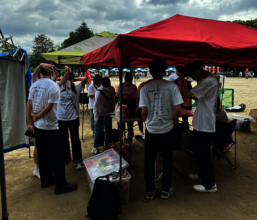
[
  {"left": 93, "top": 84, "right": 97, "bottom": 90},
  {"left": 98, "top": 89, "right": 110, "bottom": 101}
]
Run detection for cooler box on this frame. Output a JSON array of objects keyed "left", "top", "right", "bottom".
[
  {"left": 227, "top": 113, "right": 253, "bottom": 131},
  {"left": 84, "top": 149, "right": 131, "bottom": 204}
]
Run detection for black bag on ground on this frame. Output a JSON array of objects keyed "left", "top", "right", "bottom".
[{"left": 85, "top": 175, "right": 121, "bottom": 220}]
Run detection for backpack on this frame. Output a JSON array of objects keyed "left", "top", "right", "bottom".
[{"left": 86, "top": 175, "right": 121, "bottom": 220}]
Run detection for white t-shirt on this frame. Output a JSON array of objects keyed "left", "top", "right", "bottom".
[
  {"left": 57, "top": 83, "right": 83, "bottom": 121},
  {"left": 28, "top": 78, "right": 60, "bottom": 130},
  {"left": 139, "top": 79, "right": 183, "bottom": 134},
  {"left": 215, "top": 110, "right": 228, "bottom": 123},
  {"left": 168, "top": 74, "right": 179, "bottom": 82},
  {"left": 94, "top": 86, "right": 116, "bottom": 121},
  {"left": 117, "top": 83, "right": 138, "bottom": 98},
  {"left": 88, "top": 84, "right": 98, "bottom": 109},
  {"left": 191, "top": 75, "right": 219, "bottom": 133}
]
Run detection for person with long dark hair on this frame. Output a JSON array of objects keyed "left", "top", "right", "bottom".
[{"left": 57, "top": 71, "right": 87, "bottom": 169}]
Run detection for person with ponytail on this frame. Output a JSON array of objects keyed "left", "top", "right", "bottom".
[{"left": 57, "top": 70, "right": 87, "bottom": 170}]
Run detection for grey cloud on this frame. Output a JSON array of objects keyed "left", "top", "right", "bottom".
[
  {"left": 143, "top": 0, "right": 189, "bottom": 5},
  {"left": 1, "top": 0, "right": 257, "bottom": 52}
]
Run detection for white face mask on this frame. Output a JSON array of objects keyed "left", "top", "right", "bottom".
[
  {"left": 103, "top": 87, "right": 109, "bottom": 91},
  {"left": 51, "top": 70, "right": 56, "bottom": 81}
]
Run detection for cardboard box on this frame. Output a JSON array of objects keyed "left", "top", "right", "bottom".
[{"left": 249, "top": 109, "right": 257, "bottom": 127}]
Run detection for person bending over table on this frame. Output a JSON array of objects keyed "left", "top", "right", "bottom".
[
  {"left": 117, "top": 72, "right": 138, "bottom": 145},
  {"left": 139, "top": 59, "right": 183, "bottom": 200},
  {"left": 168, "top": 66, "right": 192, "bottom": 130},
  {"left": 88, "top": 74, "right": 103, "bottom": 136},
  {"left": 93, "top": 77, "right": 116, "bottom": 154},
  {"left": 179, "top": 61, "right": 219, "bottom": 193}
]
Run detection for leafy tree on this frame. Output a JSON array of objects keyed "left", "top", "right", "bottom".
[
  {"left": 232, "top": 18, "right": 257, "bottom": 29},
  {"left": 29, "top": 34, "right": 55, "bottom": 68},
  {"left": 61, "top": 21, "right": 94, "bottom": 49},
  {"left": 32, "top": 34, "right": 55, "bottom": 53}
]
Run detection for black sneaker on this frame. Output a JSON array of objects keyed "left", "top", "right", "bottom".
[
  {"left": 55, "top": 183, "right": 78, "bottom": 195},
  {"left": 162, "top": 187, "right": 174, "bottom": 199},
  {"left": 147, "top": 186, "right": 161, "bottom": 199}
]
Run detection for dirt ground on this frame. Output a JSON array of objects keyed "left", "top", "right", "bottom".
[{"left": 1, "top": 77, "right": 257, "bottom": 220}]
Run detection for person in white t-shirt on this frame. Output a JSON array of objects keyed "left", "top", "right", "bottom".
[
  {"left": 117, "top": 73, "right": 138, "bottom": 144},
  {"left": 251, "top": 71, "right": 254, "bottom": 79},
  {"left": 30, "top": 61, "right": 61, "bottom": 179},
  {"left": 57, "top": 71, "right": 88, "bottom": 170},
  {"left": 139, "top": 59, "right": 183, "bottom": 200},
  {"left": 179, "top": 61, "right": 219, "bottom": 193},
  {"left": 27, "top": 66, "right": 78, "bottom": 195},
  {"left": 93, "top": 77, "right": 116, "bottom": 154},
  {"left": 88, "top": 74, "right": 103, "bottom": 136}
]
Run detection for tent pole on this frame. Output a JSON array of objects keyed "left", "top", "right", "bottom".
[
  {"left": 0, "top": 107, "right": 9, "bottom": 220},
  {"left": 119, "top": 70, "right": 123, "bottom": 213}
]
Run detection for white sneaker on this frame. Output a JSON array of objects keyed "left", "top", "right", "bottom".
[
  {"left": 33, "top": 169, "right": 40, "bottom": 179},
  {"left": 91, "top": 148, "right": 101, "bottom": 155},
  {"left": 162, "top": 187, "right": 174, "bottom": 199},
  {"left": 76, "top": 163, "right": 83, "bottom": 170},
  {"left": 141, "top": 133, "right": 145, "bottom": 139},
  {"left": 189, "top": 174, "right": 202, "bottom": 181},
  {"left": 193, "top": 184, "right": 217, "bottom": 193}
]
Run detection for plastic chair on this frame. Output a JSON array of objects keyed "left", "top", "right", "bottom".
[{"left": 212, "top": 119, "right": 237, "bottom": 169}]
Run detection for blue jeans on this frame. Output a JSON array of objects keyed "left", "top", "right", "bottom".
[{"left": 93, "top": 115, "right": 112, "bottom": 149}]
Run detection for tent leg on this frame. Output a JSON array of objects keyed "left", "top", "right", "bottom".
[
  {"left": 119, "top": 70, "right": 123, "bottom": 212},
  {"left": 0, "top": 108, "right": 9, "bottom": 220},
  {"left": 82, "top": 89, "right": 85, "bottom": 140}
]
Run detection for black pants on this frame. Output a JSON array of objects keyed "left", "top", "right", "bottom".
[
  {"left": 136, "top": 108, "right": 144, "bottom": 132},
  {"left": 58, "top": 118, "right": 82, "bottom": 163},
  {"left": 194, "top": 130, "right": 215, "bottom": 189},
  {"left": 145, "top": 128, "right": 174, "bottom": 192},
  {"left": 35, "top": 127, "right": 67, "bottom": 188},
  {"left": 118, "top": 122, "right": 134, "bottom": 142}
]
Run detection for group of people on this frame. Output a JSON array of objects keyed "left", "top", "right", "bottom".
[
  {"left": 86, "top": 59, "right": 220, "bottom": 200},
  {"left": 239, "top": 71, "right": 254, "bottom": 79},
  {"left": 27, "top": 61, "right": 91, "bottom": 194},
  {"left": 27, "top": 58, "right": 221, "bottom": 199}
]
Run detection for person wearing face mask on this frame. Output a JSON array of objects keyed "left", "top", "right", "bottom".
[
  {"left": 116, "top": 72, "right": 138, "bottom": 145},
  {"left": 88, "top": 74, "right": 103, "bottom": 137},
  {"left": 56, "top": 70, "right": 88, "bottom": 169},
  {"left": 93, "top": 77, "right": 116, "bottom": 154}
]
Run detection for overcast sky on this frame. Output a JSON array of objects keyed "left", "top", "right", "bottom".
[{"left": 1, "top": 0, "right": 257, "bottom": 52}]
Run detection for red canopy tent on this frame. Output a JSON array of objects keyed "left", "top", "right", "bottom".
[
  {"left": 83, "top": 14, "right": 257, "bottom": 70},
  {"left": 82, "top": 15, "right": 257, "bottom": 208}
]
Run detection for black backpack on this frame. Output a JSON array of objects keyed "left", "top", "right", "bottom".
[{"left": 85, "top": 175, "right": 121, "bottom": 220}]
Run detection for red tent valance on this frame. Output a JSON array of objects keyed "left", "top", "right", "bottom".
[{"left": 83, "top": 14, "right": 257, "bottom": 70}]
